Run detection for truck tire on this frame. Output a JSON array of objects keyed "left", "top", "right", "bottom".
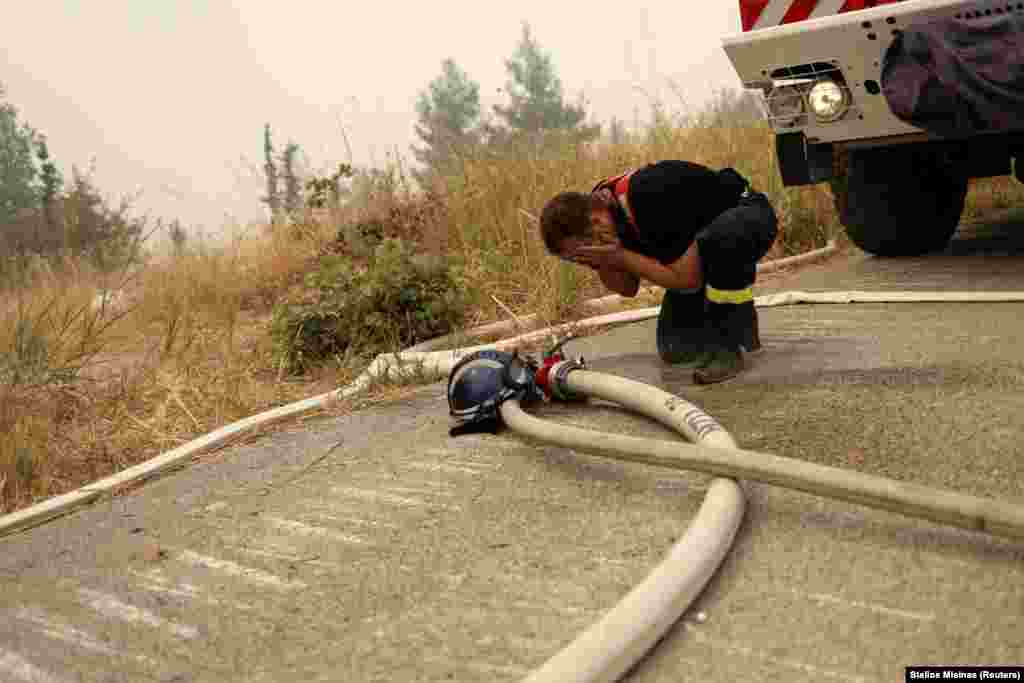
[{"left": 831, "top": 146, "right": 968, "bottom": 257}]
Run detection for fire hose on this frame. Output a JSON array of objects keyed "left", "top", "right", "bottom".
[
  {"left": 480, "top": 339, "right": 1024, "bottom": 683},
  {"left": 436, "top": 320, "right": 1024, "bottom": 681}
]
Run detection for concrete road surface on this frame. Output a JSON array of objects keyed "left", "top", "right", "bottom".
[{"left": 3, "top": 212, "right": 1024, "bottom": 682}]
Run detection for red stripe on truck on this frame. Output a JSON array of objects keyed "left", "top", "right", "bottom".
[
  {"left": 739, "top": 0, "right": 770, "bottom": 31},
  {"left": 740, "top": 0, "right": 904, "bottom": 31},
  {"left": 780, "top": 0, "right": 821, "bottom": 23}
]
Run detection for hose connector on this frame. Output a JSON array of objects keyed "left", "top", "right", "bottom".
[
  {"left": 549, "top": 358, "right": 588, "bottom": 402},
  {"left": 533, "top": 333, "right": 587, "bottom": 401}
]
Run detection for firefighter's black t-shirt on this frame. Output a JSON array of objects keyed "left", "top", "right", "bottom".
[{"left": 612, "top": 160, "right": 746, "bottom": 266}]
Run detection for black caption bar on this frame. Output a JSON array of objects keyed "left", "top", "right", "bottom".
[{"left": 907, "top": 667, "right": 1023, "bottom": 681}]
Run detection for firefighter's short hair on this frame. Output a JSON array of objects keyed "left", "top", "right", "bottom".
[{"left": 539, "top": 192, "right": 602, "bottom": 255}]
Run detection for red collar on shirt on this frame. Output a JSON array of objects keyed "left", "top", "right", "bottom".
[{"left": 592, "top": 170, "right": 639, "bottom": 240}]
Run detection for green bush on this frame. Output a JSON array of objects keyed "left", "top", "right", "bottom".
[
  {"left": 1, "top": 316, "right": 52, "bottom": 386},
  {"left": 336, "top": 218, "right": 385, "bottom": 259},
  {"left": 271, "top": 238, "right": 468, "bottom": 374}
]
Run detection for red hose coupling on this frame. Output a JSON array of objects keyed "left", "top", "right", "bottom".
[{"left": 534, "top": 353, "right": 564, "bottom": 399}]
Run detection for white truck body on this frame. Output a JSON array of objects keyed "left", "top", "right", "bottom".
[{"left": 721, "top": 0, "right": 1014, "bottom": 148}]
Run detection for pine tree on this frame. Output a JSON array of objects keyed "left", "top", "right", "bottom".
[
  {"left": 0, "top": 85, "right": 40, "bottom": 226},
  {"left": 492, "top": 23, "right": 600, "bottom": 141},
  {"left": 35, "top": 135, "right": 62, "bottom": 231},
  {"left": 412, "top": 58, "right": 481, "bottom": 185},
  {"left": 280, "top": 142, "right": 302, "bottom": 215},
  {"left": 261, "top": 124, "right": 280, "bottom": 221}
]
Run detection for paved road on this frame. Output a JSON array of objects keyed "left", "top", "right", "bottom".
[{"left": 3, "top": 212, "right": 1024, "bottom": 682}]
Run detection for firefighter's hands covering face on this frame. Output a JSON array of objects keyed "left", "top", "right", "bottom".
[
  {"left": 561, "top": 203, "right": 626, "bottom": 271},
  {"left": 569, "top": 241, "right": 627, "bottom": 271}
]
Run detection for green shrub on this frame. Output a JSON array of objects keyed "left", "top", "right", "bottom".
[
  {"left": 271, "top": 238, "right": 468, "bottom": 374},
  {"left": 1, "top": 316, "right": 52, "bottom": 386},
  {"left": 336, "top": 218, "right": 385, "bottom": 259}
]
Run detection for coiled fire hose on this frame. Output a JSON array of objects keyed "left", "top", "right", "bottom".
[{"left": 496, "top": 358, "right": 1024, "bottom": 683}]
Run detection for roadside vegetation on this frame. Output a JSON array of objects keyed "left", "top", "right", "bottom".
[{"left": 2, "top": 24, "right": 1023, "bottom": 515}]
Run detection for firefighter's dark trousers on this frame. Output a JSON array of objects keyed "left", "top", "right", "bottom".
[
  {"left": 656, "top": 191, "right": 778, "bottom": 361},
  {"left": 697, "top": 190, "right": 778, "bottom": 306}
]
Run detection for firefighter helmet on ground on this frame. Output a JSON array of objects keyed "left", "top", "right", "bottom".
[{"left": 446, "top": 350, "right": 540, "bottom": 435}]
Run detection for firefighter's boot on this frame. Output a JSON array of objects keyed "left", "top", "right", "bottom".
[
  {"left": 693, "top": 300, "right": 749, "bottom": 384},
  {"left": 656, "top": 287, "right": 707, "bottom": 367}
]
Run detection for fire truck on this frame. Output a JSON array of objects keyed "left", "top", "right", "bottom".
[{"left": 722, "top": 0, "right": 1024, "bottom": 255}]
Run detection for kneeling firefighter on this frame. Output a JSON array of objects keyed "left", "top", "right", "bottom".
[{"left": 539, "top": 160, "right": 778, "bottom": 384}]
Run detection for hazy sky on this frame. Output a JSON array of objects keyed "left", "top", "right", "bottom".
[{"left": 0, "top": 1, "right": 746, "bottom": 241}]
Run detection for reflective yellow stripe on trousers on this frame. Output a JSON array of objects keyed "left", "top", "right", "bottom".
[{"left": 706, "top": 285, "right": 754, "bottom": 304}]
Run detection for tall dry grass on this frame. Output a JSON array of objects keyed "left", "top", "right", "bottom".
[
  {"left": 963, "top": 174, "right": 1024, "bottom": 220},
  {"left": 0, "top": 217, "right": 355, "bottom": 513}
]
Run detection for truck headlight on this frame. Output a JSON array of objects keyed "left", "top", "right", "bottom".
[
  {"left": 807, "top": 80, "right": 850, "bottom": 122},
  {"left": 768, "top": 85, "right": 805, "bottom": 124}
]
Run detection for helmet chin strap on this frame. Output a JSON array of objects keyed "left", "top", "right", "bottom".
[{"left": 449, "top": 414, "right": 501, "bottom": 438}]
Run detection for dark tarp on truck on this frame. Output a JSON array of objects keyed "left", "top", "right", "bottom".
[{"left": 881, "top": 12, "right": 1024, "bottom": 137}]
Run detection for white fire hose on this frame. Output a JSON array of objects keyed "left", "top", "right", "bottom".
[{"left": 498, "top": 365, "right": 1024, "bottom": 683}]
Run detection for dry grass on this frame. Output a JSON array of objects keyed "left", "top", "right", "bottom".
[
  {"left": 0, "top": 216, "right": 350, "bottom": 513},
  {"left": 963, "top": 174, "right": 1024, "bottom": 220},
  {"left": 2, "top": 119, "right": 1023, "bottom": 517}
]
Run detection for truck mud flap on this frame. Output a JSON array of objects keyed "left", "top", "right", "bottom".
[{"left": 881, "top": 12, "right": 1024, "bottom": 137}]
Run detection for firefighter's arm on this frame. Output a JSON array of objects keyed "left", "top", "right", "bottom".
[
  {"left": 572, "top": 241, "right": 702, "bottom": 292},
  {"left": 629, "top": 240, "right": 703, "bottom": 290},
  {"left": 598, "top": 264, "right": 640, "bottom": 298}
]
